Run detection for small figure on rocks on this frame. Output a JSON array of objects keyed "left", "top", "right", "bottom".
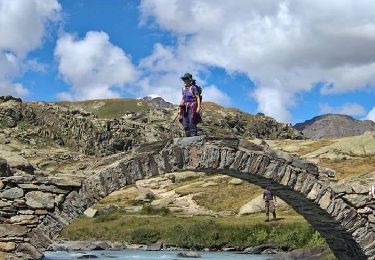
[
  {"left": 263, "top": 189, "right": 277, "bottom": 222},
  {"left": 178, "top": 73, "right": 202, "bottom": 137}
]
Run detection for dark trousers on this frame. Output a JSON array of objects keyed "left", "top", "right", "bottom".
[
  {"left": 182, "top": 107, "right": 197, "bottom": 137},
  {"left": 265, "top": 200, "right": 276, "bottom": 220}
]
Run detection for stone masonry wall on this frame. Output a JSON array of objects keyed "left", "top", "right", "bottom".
[{"left": 0, "top": 136, "right": 374, "bottom": 259}]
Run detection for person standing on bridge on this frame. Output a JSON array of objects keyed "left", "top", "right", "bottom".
[
  {"left": 263, "top": 189, "right": 277, "bottom": 222},
  {"left": 178, "top": 73, "right": 202, "bottom": 137}
]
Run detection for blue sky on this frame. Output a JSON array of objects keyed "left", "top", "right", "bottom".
[{"left": 1, "top": 0, "right": 375, "bottom": 124}]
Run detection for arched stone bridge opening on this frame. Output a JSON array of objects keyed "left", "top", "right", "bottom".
[{"left": 0, "top": 136, "right": 374, "bottom": 259}]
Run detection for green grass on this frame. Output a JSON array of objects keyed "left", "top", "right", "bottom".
[
  {"left": 95, "top": 175, "right": 264, "bottom": 214},
  {"left": 58, "top": 98, "right": 150, "bottom": 119},
  {"left": 61, "top": 212, "right": 326, "bottom": 250},
  {"left": 191, "top": 178, "right": 263, "bottom": 213},
  {"left": 320, "top": 156, "right": 375, "bottom": 180}
]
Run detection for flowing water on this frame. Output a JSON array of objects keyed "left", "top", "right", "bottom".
[{"left": 43, "top": 250, "right": 272, "bottom": 260}]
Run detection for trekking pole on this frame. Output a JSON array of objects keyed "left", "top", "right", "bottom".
[{"left": 167, "top": 113, "right": 179, "bottom": 137}]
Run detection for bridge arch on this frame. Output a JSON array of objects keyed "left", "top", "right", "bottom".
[{"left": 0, "top": 136, "right": 374, "bottom": 259}]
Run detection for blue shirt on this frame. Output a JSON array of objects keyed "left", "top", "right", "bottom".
[{"left": 183, "top": 86, "right": 198, "bottom": 103}]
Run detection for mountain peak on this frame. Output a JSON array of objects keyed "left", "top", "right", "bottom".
[{"left": 294, "top": 114, "right": 375, "bottom": 139}]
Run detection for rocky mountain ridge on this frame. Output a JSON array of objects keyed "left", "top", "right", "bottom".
[
  {"left": 0, "top": 96, "right": 302, "bottom": 157},
  {"left": 294, "top": 113, "right": 375, "bottom": 139}
]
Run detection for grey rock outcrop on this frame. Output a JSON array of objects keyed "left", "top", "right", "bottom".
[
  {"left": 0, "top": 96, "right": 303, "bottom": 158},
  {"left": 0, "top": 157, "right": 11, "bottom": 177}
]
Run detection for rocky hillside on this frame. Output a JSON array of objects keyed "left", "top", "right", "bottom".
[
  {"left": 0, "top": 96, "right": 302, "bottom": 157},
  {"left": 294, "top": 114, "right": 375, "bottom": 139}
]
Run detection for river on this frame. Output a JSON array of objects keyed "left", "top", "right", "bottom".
[{"left": 43, "top": 250, "right": 272, "bottom": 259}]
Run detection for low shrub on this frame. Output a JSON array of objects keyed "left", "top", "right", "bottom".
[{"left": 130, "top": 227, "right": 160, "bottom": 244}]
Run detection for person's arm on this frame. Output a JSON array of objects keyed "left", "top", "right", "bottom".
[
  {"left": 273, "top": 195, "right": 277, "bottom": 206},
  {"left": 196, "top": 93, "right": 201, "bottom": 113},
  {"left": 192, "top": 86, "right": 201, "bottom": 113}
]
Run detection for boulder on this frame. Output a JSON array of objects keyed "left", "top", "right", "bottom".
[
  {"left": 109, "top": 242, "right": 127, "bottom": 250},
  {"left": 78, "top": 254, "right": 98, "bottom": 259},
  {"left": 67, "top": 241, "right": 97, "bottom": 251},
  {"left": 135, "top": 191, "right": 155, "bottom": 204},
  {"left": 176, "top": 251, "right": 202, "bottom": 258},
  {"left": 126, "top": 244, "right": 147, "bottom": 250},
  {"left": 25, "top": 191, "right": 55, "bottom": 209},
  {"left": 201, "top": 181, "right": 217, "bottom": 187},
  {"left": 94, "top": 241, "right": 111, "bottom": 250},
  {"left": 84, "top": 208, "right": 98, "bottom": 218},
  {"left": 278, "top": 246, "right": 328, "bottom": 259},
  {"left": 0, "top": 151, "right": 34, "bottom": 173},
  {"left": 0, "top": 157, "right": 11, "bottom": 177},
  {"left": 150, "top": 198, "right": 174, "bottom": 208},
  {"left": 222, "top": 247, "right": 236, "bottom": 251},
  {"left": 243, "top": 244, "right": 281, "bottom": 254},
  {"left": 146, "top": 242, "right": 163, "bottom": 251},
  {"left": 239, "top": 194, "right": 287, "bottom": 215},
  {"left": 228, "top": 178, "right": 243, "bottom": 185},
  {"left": 123, "top": 206, "right": 143, "bottom": 213}
]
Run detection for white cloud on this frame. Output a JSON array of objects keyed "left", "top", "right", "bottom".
[
  {"left": 252, "top": 86, "right": 294, "bottom": 123},
  {"left": 366, "top": 107, "right": 375, "bottom": 122},
  {"left": 140, "top": 0, "right": 375, "bottom": 122},
  {"left": 204, "top": 85, "right": 231, "bottom": 106},
  {"left": 54, "top": 31, "right": 138, "bottom": 100},
  {"left": 0, "top": 0, "right": 60, "bottom": 97},
  {"left": 136, "top": 42, "right": 231, "bottom": 106},
  {"left": 0, "top": 82, "right": 29, "bottom": 97},
  {"left": 320, "top": 103, "right": 366, "bottom": 117}
]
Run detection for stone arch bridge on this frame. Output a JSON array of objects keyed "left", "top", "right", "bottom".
[{"left": 0, "top": 136, "right": 374, "bottom": 259}]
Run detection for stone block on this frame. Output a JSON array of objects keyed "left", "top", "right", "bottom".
[
  {"left": 280, "top": 167, "right": 291, "bottom": 186},
  {"left": 9, "top": 215, "right": 36, "bottom": 224},
  {"left": 307, "top": 183, "right": 321, "bottom": 201},
  {"left": 34, "top": 209, "right": 48, "bottom": 215},
  {"left": 0, "top": 187, "right": 24, "bottom": 199},
  {"left": 25, "top": 191, "right": 55, "bottom": 209},
  {"left": 318, "top": 191, "right": 332, "bottom": 210},
  {"left": 0, "top": 241, "right": 16, "bottom": 252},
  {"left": 343, "top": 194, "right": 369, "bottom": 208},
  {"left": 0, "top": 224, "right": 27, "bottom": 237},
  {"left": 17, "top": 242, "right": 43, "bottom": 259}
]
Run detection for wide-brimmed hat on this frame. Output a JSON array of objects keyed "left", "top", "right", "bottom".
[{"left": 181, "top": 72, "right": 193, "bottom": 80}]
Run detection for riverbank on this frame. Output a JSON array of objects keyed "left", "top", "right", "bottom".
[{"left": 60, "top": 212, "right": 329, "bottom": 252}]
